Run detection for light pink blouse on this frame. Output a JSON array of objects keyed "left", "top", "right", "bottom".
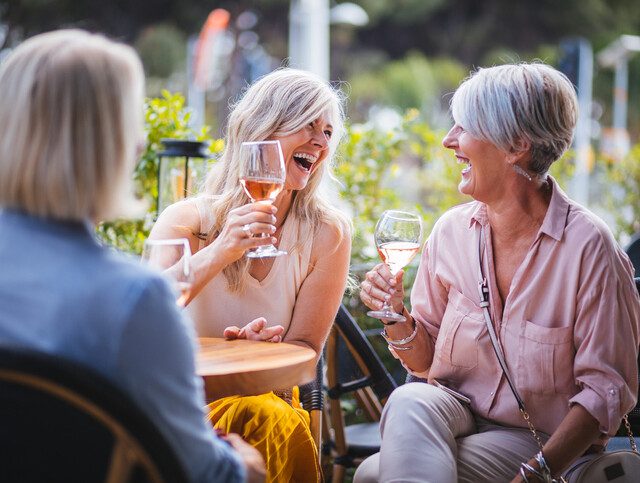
[{"left": 410, "top": 177, "right": 640, "bottom": 437}]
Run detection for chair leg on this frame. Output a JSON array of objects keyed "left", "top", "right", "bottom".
[
  {"left": 332, "top": 464, "right": 346, "bottom": 483},
  {"left": 309, "top": 408, "right": 323, "bottom": 462}
]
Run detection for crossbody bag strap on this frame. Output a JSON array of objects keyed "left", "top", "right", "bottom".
[
  {"left": 477, "top": 227, "right": 638, "bottom": 461},
  {"left": 477, "top": 226, "right": 546, "bottom": 451}
]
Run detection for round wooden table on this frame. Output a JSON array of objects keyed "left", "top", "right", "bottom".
[{"left": 196, "top": 337, "right": 317, "bottom": 401}]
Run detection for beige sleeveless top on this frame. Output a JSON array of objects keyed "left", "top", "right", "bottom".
[{"left": 186, "top": 196, "right": 313, "bottom": 338}]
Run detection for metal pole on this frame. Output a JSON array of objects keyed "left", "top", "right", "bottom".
[
  {"left": 187, "top": 36, "right": 205, "bottom": 130},
  {"left": 613, "top": 58, "right": 629, "bottom": 131},
  {"left": 572, "top": 39, "right": 593, "bottom": 206},
  {"left": 288, "top": 0, "right": 329, "bottom": 79}
]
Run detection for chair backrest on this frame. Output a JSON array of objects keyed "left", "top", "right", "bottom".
[
  {"left": 627, "top": 277, "right": 640, "bottom": 432},
  {"left": 327, "top": 304, "right": 398, "bottom": 419},
  {"left": 626, "top": 237, "right": 640, "bottom": 277},
  {"left": 0, "top": 346, "right": 188, "bottom": 483}
]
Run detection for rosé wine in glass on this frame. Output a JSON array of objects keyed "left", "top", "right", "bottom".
[
  {"left": 141, "top": 238, "right": 193, "bottom": 308},
  {"left": 367, "top": 210, "right": 422, "bottom": 323},
  {"left": 239, "top": 140, "right": 287, "bottom": 259}
]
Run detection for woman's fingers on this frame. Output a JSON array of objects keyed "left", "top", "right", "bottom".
[
  {"left": 239, "top": 221, "right": 276, "bottom": 238},
  {"left": 242, "top": 319, "right": 285, "bottom": 341},
  {"left": 223, "top": 326, "right": 242, "bottom": 340},
  {"left": 360, "top": 264, "right": 405, "bottom": 310},
  {"left": 366, "top": 265, "right": 395, "bottom": 293},
  {"left": 231, "top": 201, "right": 277, "bottom": 217},
  {"left": 260, "top": 325, "right": 285, "bottom": 341},
  {"left": 247, "top": 317, "right": 267, "bottom": 333}
]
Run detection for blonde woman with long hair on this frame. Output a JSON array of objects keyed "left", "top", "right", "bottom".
[{"left": 149, "top": 68, "right": 352, "bottom": 482}]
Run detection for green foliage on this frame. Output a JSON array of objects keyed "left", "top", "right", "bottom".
[
  {"left": 347, "top": 51, "right": 467, "bottom": 123},
  {"left": 96, "top": 91, "right": 223, "bottom": 254},
  {"left": 134, "top": 24, "right": 186, "bottom": 79},
  {"left": 603, "top": 145, "right": 640, "bottom": 238},
  {"left": 335, "top": 121, "right": 404, "bottom": 265}
]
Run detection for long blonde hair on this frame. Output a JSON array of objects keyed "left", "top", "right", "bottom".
[{"left": 203, "top": 68, "right": 348, "bottom": 292}]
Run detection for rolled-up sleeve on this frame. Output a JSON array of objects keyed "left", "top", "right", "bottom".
[{"left": 570, "top": 242, "right": 640, "bottom": 435}]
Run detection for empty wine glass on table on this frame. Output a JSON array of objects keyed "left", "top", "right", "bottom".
[
  {"left": 239, "top": 140, "right": 287, "bottom": 258},
  {"left": 367, "top": 210, "right": 422, "bottom": 323},
  {"left": 141, "top": 238, "right": 193, "bottom": 308}
]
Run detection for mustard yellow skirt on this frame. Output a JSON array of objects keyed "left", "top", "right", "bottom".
[{"left": 206, "top": 387, "right": 321, "bottom": 483}]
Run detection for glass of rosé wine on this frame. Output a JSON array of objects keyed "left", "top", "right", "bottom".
[
  {"left": 239, "top": 140, "right": 287, "bottom": 258},
  {"left": 367, "top": 210, "right": 422, "bottom": 322},
  {"left": 141, "top": 238, "right": 193, "bottom": 308}
]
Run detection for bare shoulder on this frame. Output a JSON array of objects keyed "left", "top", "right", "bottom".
[
  {"left": 311, "top": 212, "right": 352, "bottom": 261},
  {"left": 149, "top": 199, "right": 201, "bottom": 241}
]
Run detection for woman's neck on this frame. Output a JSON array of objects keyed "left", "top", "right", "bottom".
[
  {"left": 273, "top": 190, "right": 294, "bottom": 229},
  {"left": 486, "top": 176, "right": 552, "bottom": 242}
]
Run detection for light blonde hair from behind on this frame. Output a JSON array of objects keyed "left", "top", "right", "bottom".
[
  {"left": 202, "top": 68, "right": 349, "bottom": 292},
  {"left": 0, "top": 29, "right": 144, "bottom": 221},
  {"left": 451, "top": 62, "right": 578, "bottom": 175}
]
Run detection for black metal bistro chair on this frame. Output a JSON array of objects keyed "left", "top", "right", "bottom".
[
  {"left": 324, "top": 305, "right": 398, "bottom": 482},
  {"left": 0, "top": 346, "right": 187, "bottom": 483}
]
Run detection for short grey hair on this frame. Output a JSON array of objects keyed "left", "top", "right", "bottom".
[
  {"left": 0, "top": 29, "right": 144, "bottom": 221},
  {"left": 451, "top": 62, "right": 578, "bottom": 175}
]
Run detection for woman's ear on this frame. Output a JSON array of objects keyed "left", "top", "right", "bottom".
[{"left": 507, "top": 139, "right": 531, "bottom": 166}]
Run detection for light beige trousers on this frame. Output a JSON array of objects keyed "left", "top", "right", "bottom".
[{"left": 353, "top": 382, "right": 549, "bottom": 483}]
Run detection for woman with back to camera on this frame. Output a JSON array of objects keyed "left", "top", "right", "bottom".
[
  {"left": 356, "top": 62, "right": 640, "bottom": 482},
  {"left": 0, "top": 29, "right": 265, "bottom": 483},
  {"left": 149, "top": 68, "right": 352, "bottom": 482}
]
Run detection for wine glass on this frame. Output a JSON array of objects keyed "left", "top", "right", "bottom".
[
  {"left": 239, "top": 140, "right": 287, "bottom": 258},
  {"left": 367, "top": 210, "right": 422, "bottom": 322},
  {"left": 141, "top": 238, "right": 193, "bottom": 308}
]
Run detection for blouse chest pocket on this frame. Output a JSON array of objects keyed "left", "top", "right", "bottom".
[
  {"left": 435, "top": 287, "right": 486, "bottom": 371},
  {"left": 512, "top": 321, "right": 575, "bottom": 396}
]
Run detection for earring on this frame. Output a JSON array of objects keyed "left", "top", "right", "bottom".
[{"left": 513, "top": 164, "right": 532, "bottom": 181}]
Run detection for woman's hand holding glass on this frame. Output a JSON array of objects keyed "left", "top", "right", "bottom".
[
  {"left": 239, "top": 140, "right": 287, "bottom": 258},
  {"left": 362, "top": 210, "right": 422, "bottom": 323},
  {"left": 142, "top": 238, "right": 194, "bottom": 308},
  {"left": 223, "top": 317, "right": 285, "bottom": 343},
  {"left": 361, "top": 262, "right": 407, "bottom": 318},
  {"left": 212, "top": 202, "right": 278, "bottom": 265}
]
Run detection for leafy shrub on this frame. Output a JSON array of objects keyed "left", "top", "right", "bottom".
[{"left": 96, "top": 91, "right": 222, "bottom": 254}]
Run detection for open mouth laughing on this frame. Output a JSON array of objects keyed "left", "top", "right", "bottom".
[
  {"left": 292, "top": 152, "right": 318, "bottom": 172},
  {"left": 456, "top": 153, "right": 471, "bottom": 174}
]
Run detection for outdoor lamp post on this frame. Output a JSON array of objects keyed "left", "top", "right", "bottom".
[
  {"left": 157, "top": 139, "right": 209, "bottom": 215},
  {"left": 288, "top": 0, "right": 369, "bottom": 79},
  {"left": 597, "top": 34, "right": 640, "bottom": 160}
]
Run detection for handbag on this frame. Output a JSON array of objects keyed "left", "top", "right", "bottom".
[{"left": 476, "top": 227, "right": 640, "bottom": 483}]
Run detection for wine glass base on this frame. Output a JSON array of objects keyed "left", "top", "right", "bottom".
[
  {"left": 367, "top": 309, "right": 406, "bottom": 322},
  {"left": 246, "top": 245, "right": 287, "bottom": 259}
]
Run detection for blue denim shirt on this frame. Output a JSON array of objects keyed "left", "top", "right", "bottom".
[{"left": 0, "top": 210, "right": 244, "bottom": 483}]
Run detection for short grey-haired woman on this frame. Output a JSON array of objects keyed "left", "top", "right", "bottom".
[
  {"left": 0, "top": 29, "right": 265, "bottom": 482},
  {"left": 149, "top": 68, "right": 352, "bottom": 481},
  {"left": 357, "top": 62, "right": 640, "bottom": 482}
]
